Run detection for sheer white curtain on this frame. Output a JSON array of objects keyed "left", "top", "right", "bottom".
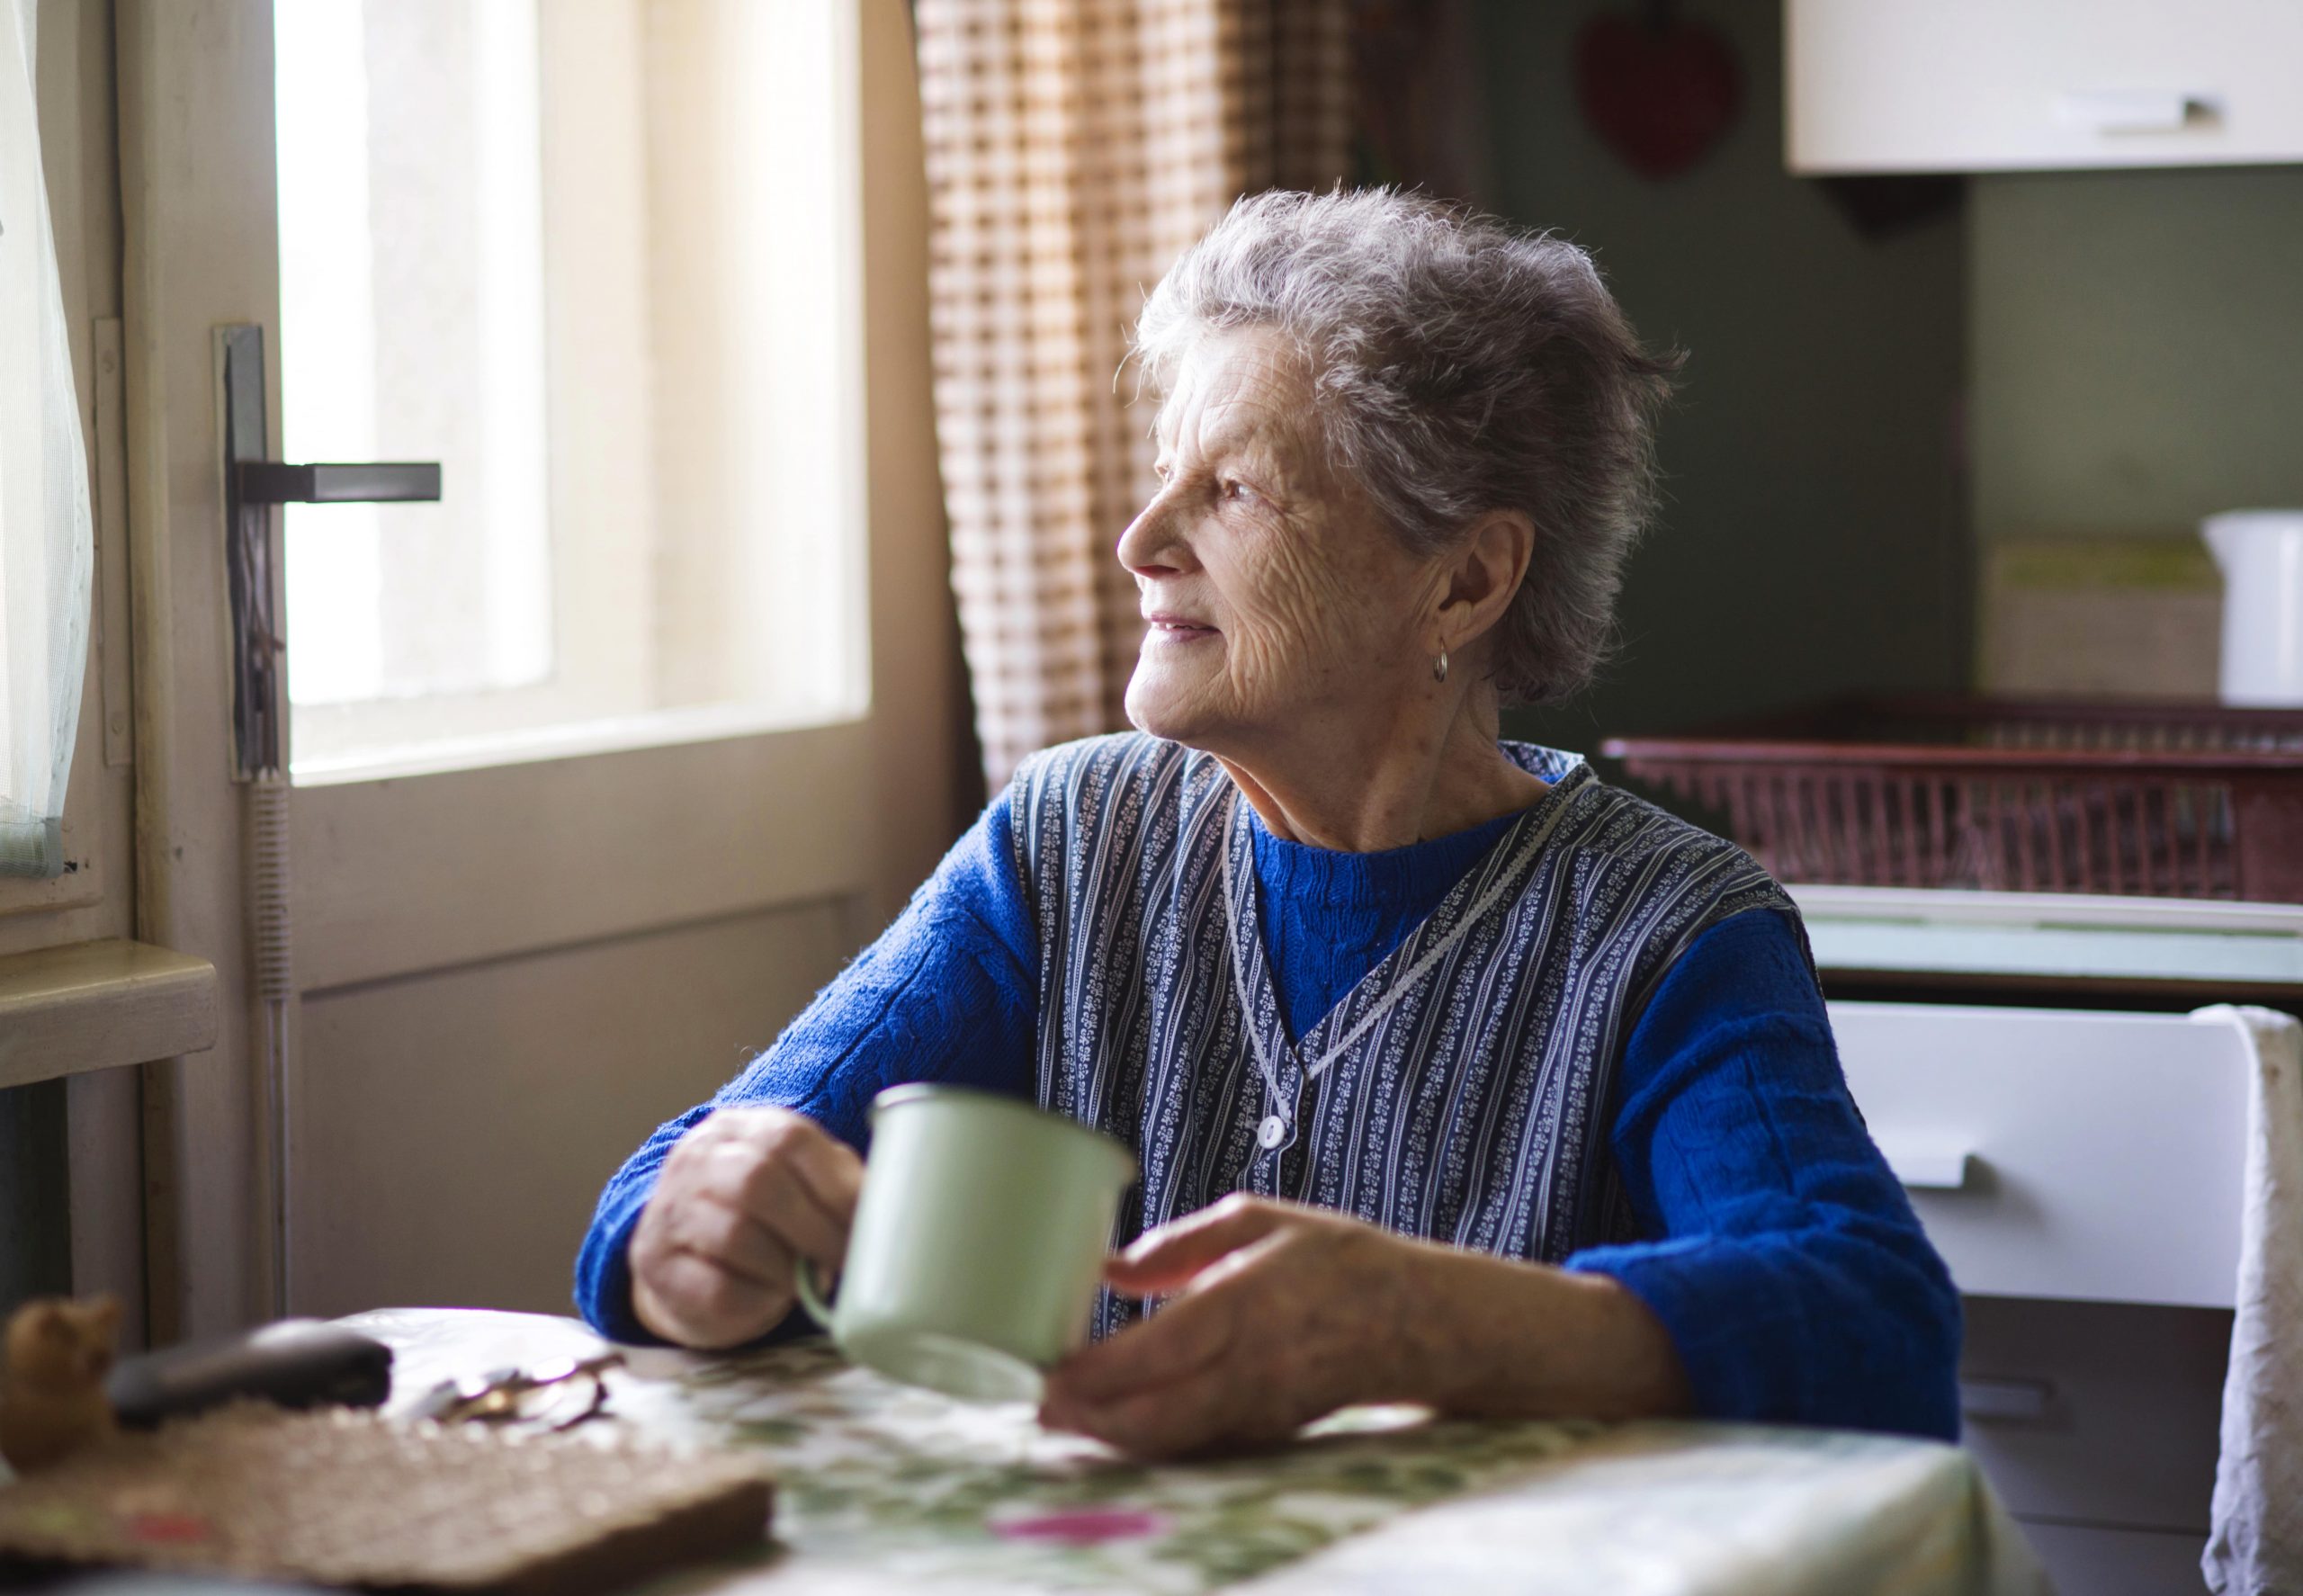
[{"left": 0, "top": 0, "right": 94, "bottom": 875}]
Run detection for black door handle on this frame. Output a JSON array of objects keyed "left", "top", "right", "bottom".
[
  {"left": 236, "top": 461, "right": 442, "bottom": 505},
  {"left": 220, "top": 324, "right": 445, "bottom": 777}
]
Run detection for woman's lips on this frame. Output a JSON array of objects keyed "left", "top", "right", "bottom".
[{"left": 1145, "top": 615, "right": 1219, "bottom": 643}]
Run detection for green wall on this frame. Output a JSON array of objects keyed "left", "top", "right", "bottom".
[
  {"left": 1474, "top": 0, "right": 1969, "bottom": 746},
  {"left": 1970, "top": 166, "right": 2303, "bottom": 545}
]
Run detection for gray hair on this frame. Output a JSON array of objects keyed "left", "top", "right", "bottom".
[{"left": 1132, "top": 187, "right": 1679, "bottom": 706}]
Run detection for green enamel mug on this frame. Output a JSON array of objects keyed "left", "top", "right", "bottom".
[{"left": 795, "top": 1084, "right": 1139, "bottom": 1403}]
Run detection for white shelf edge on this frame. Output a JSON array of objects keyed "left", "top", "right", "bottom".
[{"left": 1791, "top": 886, "right": 2303, "bottom": 987}]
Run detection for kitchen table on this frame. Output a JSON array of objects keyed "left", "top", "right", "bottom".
[{"left": 342, "top": 1308, "right": 2047, "bottom": 1595}]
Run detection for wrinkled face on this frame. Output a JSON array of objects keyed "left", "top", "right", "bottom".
[{"left": 1119, "top": 328, "right": 1438, "bottom": 753}]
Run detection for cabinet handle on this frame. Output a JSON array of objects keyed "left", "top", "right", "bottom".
[
  {"left": 2055, "top": 90, "right": 2212, "bottom": 134},
  {"left": 1878, "top": 1146, "right": 1976, "bottom": 1191},
  {"left": 1960, "top": 1376, "right": 2052, "bottom": 1423}
]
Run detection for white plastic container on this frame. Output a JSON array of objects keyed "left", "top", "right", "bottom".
[{"left": 2202, "top": 509, "right": 2303, "bottom": 706}]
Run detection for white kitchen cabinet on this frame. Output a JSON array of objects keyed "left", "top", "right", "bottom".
[
  {"left": 1963, "top": 1300, "right": 2224, "bottom": 1596},
  {"left": 1830, "top": 999, "right": 2251, "bottom": 1595},
  {"left": 1957, "top": 1298, "right": 2225, "bottom": 1534},
  {"left": 2013, "top": 1523, "right": 2212, "bottom": 1596},
  {"left": 1831, "top": 1001, "right": 2249, "bottom": 1308},
  {"left": 1787, "top": 0, "right": 2303, "bottom": 174}
]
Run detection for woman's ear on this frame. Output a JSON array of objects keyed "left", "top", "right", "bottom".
[{"left": 1436, "top": 509, "right": 1535, "bottom": 650}]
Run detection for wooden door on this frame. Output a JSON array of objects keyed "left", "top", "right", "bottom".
[{"left": 114, "top": 0, "right": 958, "bottom": 1337}]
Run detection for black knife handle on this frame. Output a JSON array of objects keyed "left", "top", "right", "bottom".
[{"left": 105, "top": 1320, "right": 393, "bottom": 1428}]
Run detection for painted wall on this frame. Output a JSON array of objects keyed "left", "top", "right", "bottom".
[
  {"left": 1474, "top": 0, "right": 1969, "bottom": 747},
  {"left": 1970, "top": 166, "right": 2303, "bottom": 545}
]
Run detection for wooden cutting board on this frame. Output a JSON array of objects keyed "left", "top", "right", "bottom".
[{"left": 0, "top": 1402, "right": 774, "bottom": 1595}]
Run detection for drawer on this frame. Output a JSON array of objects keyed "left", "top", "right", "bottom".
[
  {"left": 2015, "top": 1522, "right": 2208, "bottom": 1596},
  {"left": 1828, "top": 1002, "right": 2250, "bottom": 1308},
  {"left": 1959, "top": 1297, "right": 2227, "bottom": 1531}
]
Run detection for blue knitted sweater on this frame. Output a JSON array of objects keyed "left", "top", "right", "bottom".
[{"left": 577, "top": 790, "right": 1961, "bottom": 1439}]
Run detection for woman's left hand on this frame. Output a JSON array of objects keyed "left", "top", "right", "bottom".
[{"left": 1036, "top": 1194, "right": 1439, "bottom": 1457}]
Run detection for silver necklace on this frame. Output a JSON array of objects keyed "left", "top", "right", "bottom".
[{"left": 1218, "top": 768, "right": 1591, "bottom": 1147}]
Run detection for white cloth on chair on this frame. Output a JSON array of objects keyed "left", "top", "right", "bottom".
[{"left": 2194, "top": 1004, "right": 2303, "bottom": 1595}]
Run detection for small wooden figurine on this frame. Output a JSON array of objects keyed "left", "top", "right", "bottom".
[{"left": 0, "top": 1295, "right": 121, "bottom": 1473}]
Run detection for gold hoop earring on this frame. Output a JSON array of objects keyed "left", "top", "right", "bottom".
[{"left": 1433, "top": 648, "right": 1448, "bottom": 684}]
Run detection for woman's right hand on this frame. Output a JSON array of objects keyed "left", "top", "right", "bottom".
[{"left": 627, "top": 1107, "right": 864, "bottom": 1349}]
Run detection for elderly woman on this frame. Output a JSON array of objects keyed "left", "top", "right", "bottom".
[{"left": 577, "top": 188, "right": 1959, "bottom": 1457}]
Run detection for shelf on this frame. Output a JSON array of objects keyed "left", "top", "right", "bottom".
[
  {"left": 0, "top": 939, "right": 220, "bottom": 1089},
  {"left": 1792, "top": 885, "right": 2303, "bottom": 992}
]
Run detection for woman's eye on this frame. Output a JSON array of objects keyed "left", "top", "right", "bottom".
[{"left": 1221, "top": 479, "right": 1254, "bottom": 503}]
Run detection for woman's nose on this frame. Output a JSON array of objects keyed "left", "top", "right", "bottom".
[{"left": 1116, "top": 492, "right": 1188, "bottom": 579}]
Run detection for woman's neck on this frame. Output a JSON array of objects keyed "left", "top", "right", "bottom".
[{"left": 1214, "top": 691, "right": 1550, "bottom": 853}]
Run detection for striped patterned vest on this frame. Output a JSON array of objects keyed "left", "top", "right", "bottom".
[{"left": 1008, "top": 733, "right": 1800, "bottom": 1337}]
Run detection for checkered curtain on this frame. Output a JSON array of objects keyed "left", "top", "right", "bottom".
[{"left": 917, "top": 0, "right": 1352, "bottom": 790}]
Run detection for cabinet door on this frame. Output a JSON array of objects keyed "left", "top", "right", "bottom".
[{"left": 1788, "top": 0, "right": 2303, "bottom": 174}]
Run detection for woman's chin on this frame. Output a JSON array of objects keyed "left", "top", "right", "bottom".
[
  {"left": 1124, "top": 693, "right": 1191, "bottom": 745},
  {"left": 1125, "top": 677, "right": 1224, "bottom": 748}
]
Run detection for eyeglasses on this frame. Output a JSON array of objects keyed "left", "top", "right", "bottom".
[{"left": 410, "top": 1351, "right": 624, "bottom": 1432}]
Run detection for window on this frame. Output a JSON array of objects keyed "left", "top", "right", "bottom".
[{"left": 273, "top": 0, "right": 868, "bottom": 781}]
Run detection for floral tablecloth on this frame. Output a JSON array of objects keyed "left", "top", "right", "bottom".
[{"left": 341, "top": 1308, "right": 2048, "bottom": 1596}]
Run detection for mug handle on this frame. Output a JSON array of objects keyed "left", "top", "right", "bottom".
[{"left": 793, "top": 1257, "right": 838, "bottom": 1330}]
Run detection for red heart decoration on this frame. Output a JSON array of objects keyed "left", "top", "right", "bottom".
[{"left": 1573, "top": 11, "right": 1742, "bottom": 181}]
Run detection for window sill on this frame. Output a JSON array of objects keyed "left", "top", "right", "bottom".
[
  {"left": 0, "top": 940, "right": 220, "bottom": 1089},
  {"left": 289, "top": 695, "right": 869, "bottom": 787}
]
